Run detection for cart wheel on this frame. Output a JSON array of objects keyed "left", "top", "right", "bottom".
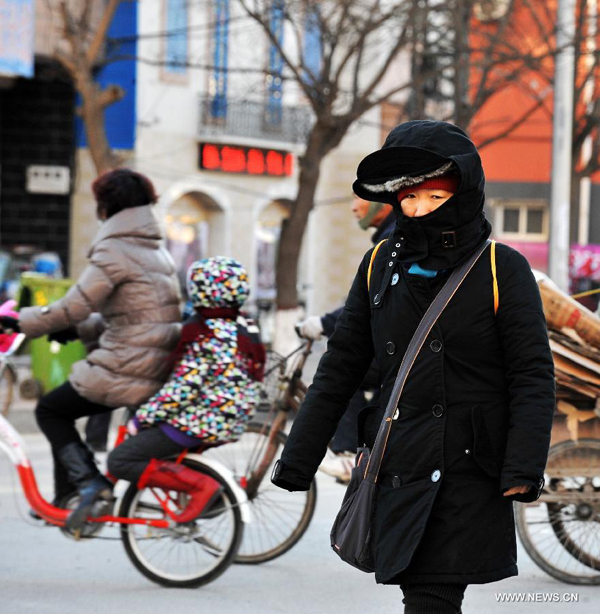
[
  {"left": 516, "top": 438, "right": 600, "bottom": 585},
  {"left": 19, "top": 377, "right": 43, "bottom": 400}
]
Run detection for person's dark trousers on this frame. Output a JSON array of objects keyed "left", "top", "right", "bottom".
[
  {"left": 85, "top": 412, "right": 113, "bottom": 452},
  {"left": 330, "top": 389, "right": 369, "bottom": 454},
  {"left": 400, "top": 583, "right": 468, "bottom": 614},
  {"left": 35, "top": 381, "right": 115, "bottom": 499},
  {"left": 107, "top": 427, "right": 190, "bottom": 484}
]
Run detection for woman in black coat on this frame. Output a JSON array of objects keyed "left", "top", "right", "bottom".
[{"left": 271, "top": 121, "right": 556, "bottom": 613}]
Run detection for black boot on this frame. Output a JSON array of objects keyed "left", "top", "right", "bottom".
[
  {"left": 56, "top": 442, "right": 113, "bottom": 532},
  {"left": 53, "top": 448, "right": 78, "bottom": 501}
]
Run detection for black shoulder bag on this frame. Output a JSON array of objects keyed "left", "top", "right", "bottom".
[{"left": 330, "top": 239, "right": 492, "bottom": 573}]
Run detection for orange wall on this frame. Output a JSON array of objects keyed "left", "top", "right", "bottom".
[
  {"left": 467, "top": 0, "right": 599, "bottom": 184},
  {"left": 470, "top": 82, "right": 553, "bottom": 182}
]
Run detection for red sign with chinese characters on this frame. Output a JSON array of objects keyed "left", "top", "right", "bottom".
[{"left": 199, "top": 143, "right": 294, "bottom": 177}]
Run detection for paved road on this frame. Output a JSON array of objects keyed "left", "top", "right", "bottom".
[{"left": 0, "top": 432, "right": 598, "bottom": 614}]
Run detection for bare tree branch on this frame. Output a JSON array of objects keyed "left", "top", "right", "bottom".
[
  {"left": 87, "top": 0, "right": 121, "bottom": 66},
  {"left": 474, "top": 98, "right": 548, "bottom": 150},
  {"left": 97, "top": 84, "right": 125, "bottom": 108},
  {"left": 357, "top": 5, "right": 415, "bottom": 105},
  {"left": 239, "top": 0, "right": 318, "bottom": 107}
]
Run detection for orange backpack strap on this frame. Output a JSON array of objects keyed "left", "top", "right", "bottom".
[
  {"left": 367, "top": 239, "right": 388, "bottom": 291},
  {"left": 491, "top": 240, "right": 499, "bottom": 315}
]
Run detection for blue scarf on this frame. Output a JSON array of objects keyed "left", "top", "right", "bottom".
[{"left": 407, "top": 262, "right": 439, "bottom": 278}]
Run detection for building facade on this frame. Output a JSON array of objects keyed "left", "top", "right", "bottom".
[
  {"left": 122, "top": 0, "right": 386, "bottom": 329},
  {"left": 468, "top": 0, "right": 600, "bottom": 306}
]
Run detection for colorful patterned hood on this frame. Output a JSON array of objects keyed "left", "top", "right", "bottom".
[{"left": 186, "top": 256, "right": 250, "bottom": 309}]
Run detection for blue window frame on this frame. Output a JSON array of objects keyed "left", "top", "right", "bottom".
[
  {"left": 265, "top": 1, "right": 284, "bottom": 127},
  {"left": 303, "top": 8, "right": 321, "bottom": 85},
  {"left": 165, "top": 0, "right": 188, "bottom": 74},
  {"left": 211, "top": 0, "right": 229, "bottom": 119}
]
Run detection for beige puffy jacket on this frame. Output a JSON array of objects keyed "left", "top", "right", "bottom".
[{"left": 19, "top": 205, "right": 182, "bottom": 407}]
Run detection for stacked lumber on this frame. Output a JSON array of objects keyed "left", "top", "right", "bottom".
[
  {"left": 549, "top": 330, "right": 600, "bottom": 402},
  {"left": 536, "top": 273, "right": 600, "bottom": 406}
]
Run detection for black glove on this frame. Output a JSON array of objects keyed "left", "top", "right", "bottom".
[
  {"left": 0, "top": 316, "right": 20, "bottom": 334},
  {"left": 48, "top": 327, "right": 79, "bottom": 344}
]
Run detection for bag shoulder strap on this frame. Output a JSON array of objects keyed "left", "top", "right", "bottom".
[
  {"left": 491, "top": 239, "right": 499, "bottom": 315},
  {"left": 367, "top": 239, "right": 388, "bottom": 291},
  {"left": 365, "top": 239, "right": 493, "bottom": 481}
]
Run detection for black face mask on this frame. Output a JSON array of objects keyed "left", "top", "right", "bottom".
[
  {"left": 353, "top": 120, "right": 492, "bottom": 270},
  {"left": 392, "top": 190, "right": 492, "bottom": 271}
]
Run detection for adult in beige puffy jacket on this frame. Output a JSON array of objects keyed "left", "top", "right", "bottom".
[{"left": 1, "top": 169, "right": 182, "bottom": 529}]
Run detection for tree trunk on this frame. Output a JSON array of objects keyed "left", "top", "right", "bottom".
[
  {"left": 570, "top": 169, "right": 583, "bottom": 245},
  {"left": 77, "top": 76, "right": 121, "bottom": 174},
  {"left": 275, "top": 128, "right": 326, "bottom": 310},
  {"left": 453, "top": 0, "right": 472, "bottom": 128}
]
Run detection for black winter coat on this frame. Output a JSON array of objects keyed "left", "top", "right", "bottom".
[{"left": 274, "top": 240, "right": 555, "bottom": 585}]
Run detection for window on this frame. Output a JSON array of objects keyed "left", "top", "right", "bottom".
[
  {"left": 526, "top": 209, "right": 544, "bottom": 234},
  {"left": 494, "top": 200, "right": 548, "bottom": 241},
  {"left": 255, "top": 201, "right": 291, "bottom": 302},
  {"left": 165, "top": 193, "right": 223, "bottom": 290},
  {"left": 164, "top": 0, "right": 188, "bottom": 75},
  {"left": 302, "top": 7, "right": 322, "bottom": 85},
  {"left": 503, "top": 208, "right": 520, "bottom": 233},
  {"left": 210, "top": 0, "right": 229, "bottom": 119},
  {"left": 473, "top": 0, "right": 512, "bottom": 22},
  {"left": 265, "top": 1, "right": 284, "bottom": 127}
]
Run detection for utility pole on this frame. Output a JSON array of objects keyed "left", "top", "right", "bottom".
[
  {"left": 548, "top": 0, "right": 576, "bottom": 291},
  {"left": 578, "top": 0, "right": 597, "bottom": 247}
]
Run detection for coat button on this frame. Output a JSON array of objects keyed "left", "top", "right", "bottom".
[
  {"left": 430, "top": 339, "right": 443, "bottom": 353},
  {"left": 391, "top": 273, "right": 400, "bottom": 286},
  {"left": 373, "top": 293, "right": 380, "bottom": 305},
  {"left": 431, "top": 469, "right": 441, "bottom": 482},
  {"left": 386, "top": 341, "right": 396, "bottom": 355},
  {"left": 465, "top": 449, "right": 471, "bottom": 455},
  {"left": 392, "top": 475, "right": 402, "bottom": 488},
  {"left": 432, "top": 404, "right": 444, "bottom": 417}
]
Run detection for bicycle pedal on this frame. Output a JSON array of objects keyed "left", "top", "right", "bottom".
[{"left": 91, "top": 497, "right": 114, "bottom": 517}]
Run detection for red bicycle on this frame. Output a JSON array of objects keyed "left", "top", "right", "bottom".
[{"left": 0, "top": 333, "right": 249, "bottom": 588}]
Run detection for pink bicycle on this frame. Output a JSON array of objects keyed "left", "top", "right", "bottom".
[{"left": 0, "top": 333, "right": 250, "bottom": 588}]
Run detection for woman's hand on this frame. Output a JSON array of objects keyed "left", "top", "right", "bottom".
[
  {"left": 503, "top": 485, "right": 531, "bottom": 496},
  {"left": 48, "top": 327, "right": 79, "bottom": 344},
  {"left": 126, "top": 419, "right": 139, "bottom": 436},
  {"left": 0, "top": 315, "right": 20, "bottom": 333}
]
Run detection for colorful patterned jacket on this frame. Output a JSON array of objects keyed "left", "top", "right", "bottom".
[{"left": 135, "top": 257, "right": 265, "bottom": 444}]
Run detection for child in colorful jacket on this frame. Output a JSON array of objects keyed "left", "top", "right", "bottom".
[{"left": 107, "top": 256, "right": 265, "bottom": 522}]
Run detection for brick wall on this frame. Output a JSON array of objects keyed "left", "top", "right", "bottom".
[{"left": 0, "top": 62, "right": 75, "bottom": 273}]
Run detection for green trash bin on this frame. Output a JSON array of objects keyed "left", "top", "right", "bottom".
[{"left": 17, "top": 273, "right": 87, "bottom": 395}]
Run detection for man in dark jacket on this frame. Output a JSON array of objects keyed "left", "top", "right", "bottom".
[
  {"left": 298, "top": 197, "right": 394, "bottom": 482},
  {"left": 272, "top": 121, "right": 555, "bottom": 613}
]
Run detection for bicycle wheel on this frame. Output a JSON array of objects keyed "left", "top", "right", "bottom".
[
  {"left": 0, "top": 364, "right": 15, "bottom": 417},
  {"left": 202, "top": 422, "right": 317, "bottom": 564},
  {"left": 515, "top": 438, "right": 600, "bottom": 585},
  {"left": 119, "top": 460, "right": 243, "bottom": 588}
]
